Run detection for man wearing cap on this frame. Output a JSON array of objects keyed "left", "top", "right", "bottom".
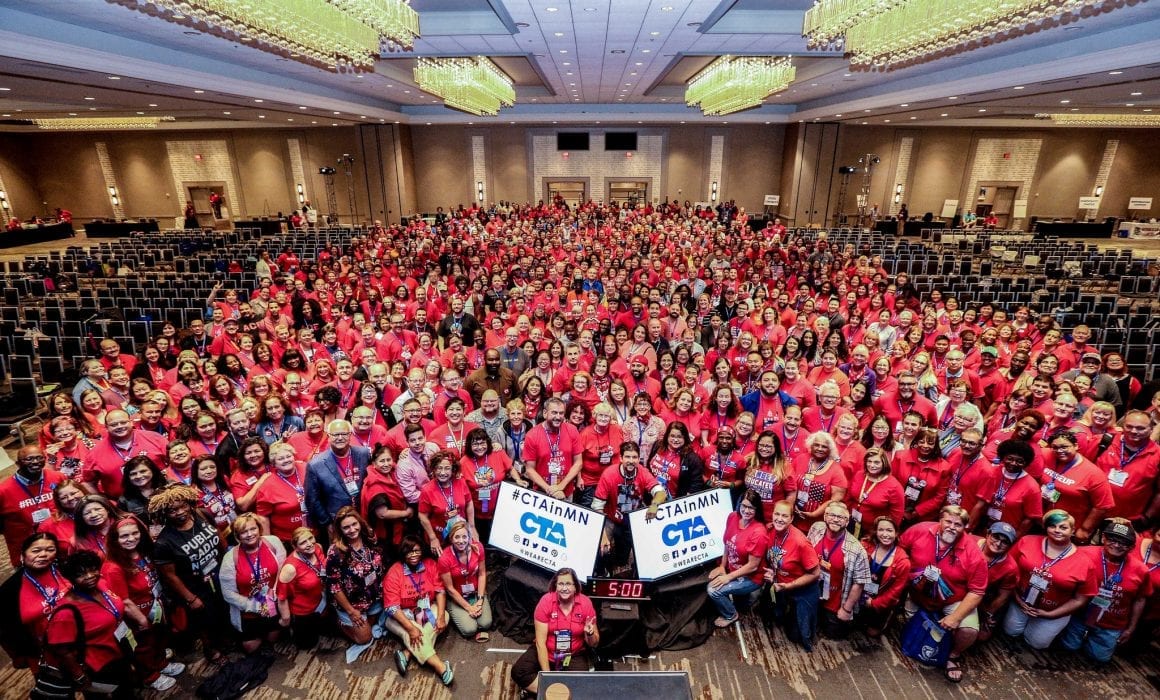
[
  {"left": 624, "top": 354, "right": 661, "bottom": 400},
  {"left": 973, "top": 521, "right": 1019, "bottom": 642},
  {"left": 975, "top": 346, "right": 1008, "bottom": 414},
  {"left": 1060, "top": 519, "right": 1153, "bottom": 662},
  {"left": 899, "top": 504, "right": 987, "bottom": 682},
  {"left": 1060, "top": 353, "right": 1122, "bottom": 412},
  {"left": 209, "top": 317, "right": 243, "bottom": 356},
  {"left": 1096, "top": 410, "right": 1160, "bottom": 526}
]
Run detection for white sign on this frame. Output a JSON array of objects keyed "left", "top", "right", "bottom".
[
  {"left": 941, "top": 199, "right": 960, "bottom": 218},
  {"left": 489, "top": 482, "right": 604, "bottom": 582},
  {"left": 763, "top": 194, "right": 780, "bottom": 206},
  {"left": 1079, "top": 196, "right": 1101, "bottom": 209},
  {"left": 1129, "top": 197, "right": 1154, "bottom": 209},
  {"left": 629, "top": 489, "right": 734, "bottom": 581},
  {"left": 1013, "top": 200, "right": 1028, "bottom": 219}
]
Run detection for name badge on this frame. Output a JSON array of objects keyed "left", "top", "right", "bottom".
[
  {"left": 1029, "top": 573, "right": 1050, "bottom": 591},
  {"left": 819, "top": 571, "right": 831, "bottom": 600},
  {"left": 946, "top": 490, "right": 962, "bottom": 506},
  {"left": 850, "top": 508, "right": 862, "bottom": 523},
  {"left": 1041, "top": 484, "right": 1061, "bottom": 503},
  {"left": 863, "top": 581, "right": 880, "bottom": 596},
  {"left": 1091, "top": 587, "right": 1114, "bottom": 610},
  {"left": 345, "top": 481, "right": 360, "bottom": 496},
  {"left": 1108, "top": 469, "right": 1129, "bottom": 487},
  {"left": 461, "top": 583, "right": 476, "bottom": 597},
  {"left": 246, "top": 475, "right": 258, "bottom": 486},
  {"left": 417, "top": 596, "right": 431, "bottom": 610},
  {"left": 904, "top": 486, "right": 922, "bottom": 502},
  {"left": 548, "top": 457, "right": 564, "bottom": 476},
  {"left": 986, "top": 506, "right": 1003, "bottom": 522},
  {"left": 923, "top": 565, "right": 941, "bottom": 582},
  {"left": 31, "top": 508, "right": 51, "bottom": 524},
  {"left": 599, "top": 448, "right": 613, "bottom": 465},
  {"left": 114, "top": 621, "right": 137, "bottom": 651},
  {"left": 554, "top": 629, "right": 572, "bottom": 654}
]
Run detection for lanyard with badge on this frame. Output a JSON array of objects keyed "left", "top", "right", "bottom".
[
  {"left": 79, "top": 589, "right": 136, "bottom": 651},
  {"left": 437, "top": 481, "right": 459, "bottom": 520},
  {"left": 1088, "top": 552, "right": 1126, "bottom": 623},
  {"left": 986, "top": 475, "right": 1017, "bottom": 522},
  {"left": 550, "top": 600, "right": 575, "bottom": 669},
  {"left": 24, "top": 567, "right": 64, "bottom": 613},
  {"left": 921, "top": 532, "right": 956, "bottom": 600},
  {"left": 277, "top": 471, "right": 308, "bottom": 519},
  {"left": 336, "top": 453, "right": 359, "bottom": 500},
  {"left": 1042, "top": 457, "right": 1078, "bottom": 504},
  {"left": 1109, "top": 441, "right": 1144, "bottom": 488},
  {"left": 472, "top": 458, "right": 496, "bottom": 514},
  {"left": 405, "top": 566, "right": 431, "bottom": 624},
  {"left": 456, "top": 546, "right": 478, "bottom": 600},
  {"left": 817, "top": 534, "right": 844, "bottom": 600},
  {"left": 545, "top": 429, "right": 564, "bottom": 486},
  {"left": 16, "top": 476, "right": 52, "bottom": 525},
  {"left": 947, "top": 456, "right": 980, "bottom": 506},
  {"left": 864, "top": 544, "right": 896, "bottom": 597},
  {"left": 1025, "top": 542, "right": 1073, "bottom": 606}
]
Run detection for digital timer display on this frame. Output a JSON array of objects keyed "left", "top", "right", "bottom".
[{"left": 589, "top": 578, "right": 650, "bottom": 600}]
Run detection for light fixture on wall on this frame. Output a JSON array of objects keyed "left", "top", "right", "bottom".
[
  {"left": 894, "top": 182, "right": 903, "bottom": 204},
  {"left": 803, "top": 0, "right": 1130, "bottom": 70},
  {"left": 297, "top": 184, "right": 305, "bottom": 204},
  {"left": 107, "top": 186, "right": 120, "bottom": 207},
  {"left": 476, "top": 181, "right": 485, "bottom": 202},
  {"left": 0, "top": 190, "right": 8, "bottom": 211},
  {"left": 685, "top": 56, "right": 796, "bottom": 115},
  {"left": 1094, "top": 185, "right": 1104, "bottom": 197},
  {"left": 31, "top": 116, "right": 175, "bottom": 130},
  {"left": 110, "top": 0, "right": 418, "bottom": 72},
  {"left": 414, "top": 57, "right": 516, "bottom": 116},
  {"left": 711, "top": 181, "right": 719, "bottom": 202}
]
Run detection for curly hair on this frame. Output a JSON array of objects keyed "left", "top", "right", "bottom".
[{"left": 147, "top": 483, "right": 202, "bottom": 521}]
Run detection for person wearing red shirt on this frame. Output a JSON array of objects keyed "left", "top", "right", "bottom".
[
  {"left": 970, "top": 439, "right": 1043, "bottom": 537},
  {"left": 873, "top": 372, "right": 937, "bottom": 435},
  {"left": 703, "top": 426, "right": 746, "bottom": 494},
  {"left": 276, "top": 528, "right": 328, "bottom": 649},
  {"left": 847, "top": 447, "right": 905, "bottom": 538},
  {"left": 974, "top": 523, "right": 1020, "bottom": 642},
  {"left": 1096, "top": 410, "right": 1160, "bottom": 524},
  {"left": 801, "top": 382, "right": 851, "bottom": 434},
  {"left": 707, "top": 489, "right": 768, "bottom": 627},
  {"left": 943, "top": 428, "right": 991, "bottom": 516},
  {"left": 577, "top": 405, "right": 623, "bottom": 507},
  {"left": 437, "top": 519, "right": 493, "bottom": 642},
  {"left": 347, "top": 406, "right": 389, "bottom": 451},
  {"left": 790, "top": 433, "right": 849, "bottom": 532},
  {"left": 762, "top": 500, "right": 822, "bottom": 651},
  {"left": 777, "top": 405, "right": 808, "bottom": 463},
  {"left": 892, "top": 428, "right": 950, "bottom": 524},
  {"left": 521, "top": 397, "right": 583, "bottom": 499},
  {"left": 858, "top": 515, "right": 911, "bottom": 637},
  {"left": 253, "top": 442, "right": 309, "bottom": 543},
  {"left": 383, "top": 536, "right": 452, "bottom": 685},
  {"left": 899, "top": 505, "right": 988, "bottom": 682},
  {"left": 1002, "top": 509, "right": 1096, "bottom": 649},
  {"left": 1061, "top": 521, "right": 1154, "bottom": 662},
  {"left": 510, "top": 567, "right": 599, "bottom": 695},
  {"left": 82, "top": 410, "right": 168, "bottom": 500},
  {"left": 778, "top": 361, "right": 816, "bottom": 411},
  {"left": 417, "top": 451, "right": 476, "bottom": 558},
  {"left": 460, "top": 428, "right": 511, "bottom": 540},
  {"left": 832, "top": 414, "right": 866, "bottom": 480},
  {"left": 426, "top": 398, "right": 479, "bottom": 458},
  {"left": 1039, "top": 430, "right": 1115, "bottom": 543},
  {"left": 0, "top": 446, "right": 66, "bottom": 566}
]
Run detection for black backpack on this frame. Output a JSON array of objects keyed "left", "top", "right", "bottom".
[{"left": 195, "top": 653, "right": 275, "bottom": 700}]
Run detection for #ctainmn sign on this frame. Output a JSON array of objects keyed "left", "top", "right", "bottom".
[
  {"left": 629, "top": 489, "right": 734, "bottom": 580},
  {"left": 489, "top": 481, "right": 604, "bottom": 581}
]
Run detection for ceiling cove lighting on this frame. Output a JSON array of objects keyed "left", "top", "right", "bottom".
[
  {"left": 803, "top": 0, "right": 1128, "bottom": 70},
  {"left": 413, "top": 57, "right": 516, "bottom": 116},
  {"left": 112, "top": 0, "right": 419, "bottom": 71},
  {"left": 31, "top": 116, "right": 176, "bottom": 130},
  {"left": 685, "top": 56, "right": 796, "bottom": 116},
  {"left": 1037, "top": 113, "right": 1160, "bottom": 127}
]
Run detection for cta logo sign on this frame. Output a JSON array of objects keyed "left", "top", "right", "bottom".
[
  {"left": 661, "top": 515, "right": 710, "bottom": 547},
  {"left": 520, "top": 512, "right": 567, "bottom": 547}
]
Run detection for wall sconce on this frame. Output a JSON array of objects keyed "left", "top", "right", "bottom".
[
  {"left": 108, "top": 185, "right": 120, "bottom": 207},
  {"left": 476, "top": 181, "right": 484, "bottom": 202},
  {"left": 894, "top": 194, "right": 901, "bottom": 204},
  {"left": 0, "top": 190, "right": 8, "bottom": 211},
  {"left": 296, "top": 183, "right": 305, "bottom": 204},
  {"left": 1094, "top": 185, "right": 1104, "bottom": 197},
  {"left": 895, "top": 183, "right": 903, "bottom": 194},
  {"left": 711, "top": 181, "right": 718, "bottom": 202}
]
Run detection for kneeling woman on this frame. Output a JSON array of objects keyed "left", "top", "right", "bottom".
[
  {"left": 707, "top": 489, "right": 768, "bottom": 627},
  {"left": 437, "top": 519, "right": 493, "bottom": 642},
  {"left": 276, "top": 527, "right": 328, "bottom": 650},
  {"left": 383, "top": 535, "right": 454, "bottom": 686},
  {"left": 511, "top": 567, "right": 600, "bottom": 697},
  {"left": 761, "top": 500, "right": 821, "bottom": 651},
  {"left": 220, "top": 513, "right": 287, "bottom": 654}
]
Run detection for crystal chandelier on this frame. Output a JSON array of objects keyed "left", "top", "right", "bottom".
[
  {"left": 413, "top": 57, "right": 516, "bottom": 116},
  {"left": 685, "top": 56, "right": 796, "bottom": 116},
  {"left": 112, "top": 0, "right": 419, "bottom": 71},
  {"left": 31, "top": 117, "right": 176, "bottom": 130},
  {"left": 1036, "top": 113, "right": 1160, "bottom": 127},
  {"left": 803, "top": 0, "right": 1122, "bottom": 70}
]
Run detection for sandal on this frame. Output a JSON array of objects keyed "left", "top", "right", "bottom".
[
  {"left": 475, "top": 631, "right": 490, "bottom": 643},
  {"left": 944, "top": 656, "right": 964, "bottom": 684},
  {"left": 714, "top": 615, "right": 738, "bottom": 628}
]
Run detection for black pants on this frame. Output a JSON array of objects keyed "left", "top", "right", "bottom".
[
  {"left": 510, "top": 645, "right": 590, "bottom": 689},
  {"left": 291, "top": 612, "right": 325, "bottom": 650},
  {"left": 87, "top": 657, "right": 136, "bottom": 699}
]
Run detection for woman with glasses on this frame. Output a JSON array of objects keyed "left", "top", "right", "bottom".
[
  {"left": 511, "top": 567, "right": 599, "bottom": 697},
  {"left": 1037, "top": 429, "right": 1114, "bottom": 543},
  {"left": 384, "top": 535, "right": 453, "bottom": 685},
  {"left": 461, "top": 428, "right": 510, "bottom": 543},
  {"left": 707, "top": 489, "right": 768, "bottom": 627}
]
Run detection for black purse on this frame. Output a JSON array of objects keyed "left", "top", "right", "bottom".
[{"left": 31, "top": 604, "right": 84, "bottom": 700}]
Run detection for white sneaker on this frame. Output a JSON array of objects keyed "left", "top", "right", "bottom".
[
  {"left": 150, "top": 675, "right": 177, "bottom": 692},
  {"left": 161, "top": 661, "right": 186, "bottom": 677}
]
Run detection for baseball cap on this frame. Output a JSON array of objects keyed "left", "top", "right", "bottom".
[
  {"left": 630, "top": 354, "right": 649, "bottom": 366},
  {"left": 988, "top": 521, "right": 1017, "bottom": 544},
  {"left": 1102, "top": 520, "right": 1137, "bottom": 546},
  {"left": 1081, "top": 352, "right": 1102, "bottom": 364},
  {"left": 979, "top": 346, "right": 999, "bottom": 358}
]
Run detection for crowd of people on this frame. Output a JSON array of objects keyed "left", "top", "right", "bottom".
[{"left": 1, "top": 197, "right": 1158, "bottom": 696}]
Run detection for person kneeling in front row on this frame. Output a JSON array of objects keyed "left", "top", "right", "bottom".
[{"left": 511, "top": 567, "right": 599, "bottom": 698}]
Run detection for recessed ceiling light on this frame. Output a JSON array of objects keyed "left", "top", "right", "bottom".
[
  {"left": 334, "top": 111, "right": 342, "bottom": 114},
  {"left": 1071, "top": 107, "right": 1079, "bottom": 111},
  {"left": 403, "top": 90, "right": 410, "bottom": 93},
  {"left": 288, "top": 118, "right": 294, "bottom": 121},
  {"left": 545, "top": 7, "right": 558, "bottom": 11},
  {"left": 1145, "top": 108, "right": 1154, "bottom": 112},
  {"left": 1060, "top": 99, "right": 1070, "bottom": 104},
  {"left": 68, "top": 112, "right": 77, "bottom": 116},
  {"left": 575, "top": 98, "right": 581, "bottom": 101},
  {"left": 570, "top": 82, "right": 576, "bottom": 86},
  {"left": 148, "top": 103, "right": 157, "bottom": 107},
  {"left": 515, "top": 22, "right": 529, "bottom": 27},
  {"left": 884, "top": 119, "right": 891, "bottom": 122},
  {"left": 910, "top": 116, "right": 917, "bottom": 119},
  {"left": 135, "top": 111, "right": 143, "bottom": 115},
  {"left": 88, "top": 107, "right": 97, "bottom": 111},
  {"left": 948, "top": 96, "right": 957, "bottom": 100},
  {"left": 554, "top": 32, "right": 564, "bottom": 37},
  {"left": 1131, "top": 91, "right": 1142, "bottom": 96},
  {"left": 650, "top": 31, "right": 660, "bottom": 36},
  {"left": 835, "top": 113, "right": 842, "bottom": 117},
  {"left": 1013, "top": 86, "right": 1025, "bottom": 90},
  {"left": 311, "top": 121, "right": 317, "bottom": 124},
  {"left": 661, "top": 98, "right": 667, "bottom": 101},
  {"left": 661, "top": 6, "right": 673, "bottom": 10},
  {"left": 107, "top": 76, "right": 120, "bottom": 80},
  {"left": 899, "top": 103, "right": 908, "bottom": 107},
  {"left": 861, "top": 121, "right": 867, "bottom": 125},
  {"left": 84, "top": 97, "right": 95, "bottom": 100},
  {"left": 254, "top": 99, "right": 263, "bottom": 103},
  {"left": 611, "top": 49, "right": 625, "bottom": 54},
  {"left": 625, "top": 83, "right": 632, "bottom": 86},
  {"left": 562, "top": 62, "right": 571, "bottom": 65},
  {"left": 566, "top": 71, "right": 573, "bottom": 75},
  {"left": 630, "top": 72, "right": 637, "bottom": 75},
  {"left": 688, "top": 21, "right": 701, "bottom": 26},
  {"left": 642, "top": 49, "right": 651, "bottom": 53},
  {"left": 559, "top": 49, "right": 567, "bottom": 53},
  {"left": 584, "top": 7, "right": 597, "bottom": 11},
  {"left": 0, "top": 87, "right": 9, "bottom": 91},
  {"left": 299, "top": 106, "right": 307, "bottom": 109},
  {"left": 978, "top": 108, "right": 986, "bottom": 112},
  {"left": 864, "top": 109, "right": 871, "bottom": 112},
  {"left": 843, "top": 73, "right": 852, "bottom": 77},
  {"left": 1109, "top": 70, "right": 1123, "bottom": 75},
  {"left": 194, "top": 89, "right": 204, "bottom": 94},
  {"left": 360, "top": 115, "right": 366, "bottom": 118}
]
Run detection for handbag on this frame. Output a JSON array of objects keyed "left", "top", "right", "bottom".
[
  {"left": 31, "top": 604, "right": 84, "bottom": 700},
  {"left": 900, "top": 608, "right": 952, "bottom": 667}
]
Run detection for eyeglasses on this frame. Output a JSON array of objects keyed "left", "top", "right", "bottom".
[{"left": 329, "top": 432, "right": 351, "bottom": 438}]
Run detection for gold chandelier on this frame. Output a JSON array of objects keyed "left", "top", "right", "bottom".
[
  {"left": 685, "top": 56, "right": 796, "bottom": 116},
  {"left": 113, "top": 0, "right": 419, "bottom": 71},
  {"left": 803, "top": 0, "right": 1122, "bottom": 69},
  {"left": 31, "top": 117, "right": 176, "bottom": 130},
  {"left": 1036, "top": 113, "right": 1160, "bottom": 127},
  {"left": 413, "top": 57, "right": 516, "bottom": 116}
]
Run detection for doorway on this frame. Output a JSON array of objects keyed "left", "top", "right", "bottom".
[
  {"left": 975, "top": 182, "right": 1021, "bottom": 229},
  {"left": 608, "top": 180, "right": 648, "bottom": 208},
  {"left": 545, "top": 180, "right": 587, "bottom": 209},
  {"left": 185, "top": 182, "right": 227, "bottom": 227}
]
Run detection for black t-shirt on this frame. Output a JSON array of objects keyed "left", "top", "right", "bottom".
[{"left": 154, "top": 514, "right": 221, "bottom": 594}]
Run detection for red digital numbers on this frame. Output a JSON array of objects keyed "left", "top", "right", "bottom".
[{"left": 598, "top": 579, "right": 644, "bottom": 598}]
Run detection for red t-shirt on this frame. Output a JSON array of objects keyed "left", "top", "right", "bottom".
[
  {"left": 534, "top": 592, "right": 598, "bottom": 656},
  {"left": 45, "top": 589, "right": 124, "bottom": 672},
  {"left": 254, "top": 467, "right": 309, "bottom": 541},
  {"left": 846, "top": 473, "right": 905, "bottom": 530},
  {"left": 647, "top": 448, "right": 684, "bottom": 498},
  {"left": 1038, "top": 456, "right": 1115, "bottom": 530},
  {"left": 1010, "top": 536, "right": 1096, "bottom": 612},
  {"left": 1096, "top": 437, "right": 1160, "bottom": 521},
  {"left": 426, "top": 421, "right": 480, "bottom": 458},
  {"left": 944, "top": 452, "right": 992, "bottom": 516},
  {"left": 790, "top": 456, "right": 848, "bottom": 530},
  {"left": 766, "top": 526, "right": 820, "bottom": 585},
  {"left": 461, "top": 452, "right": 511, "bottom": 519},
  {"left": 383, "top": 560, "right": 444, "bottom": 614},
  {"left": 100, "top": 556, "right": 160, "bottom": 610},
  {"left": 0, "top": 471, "right": 66, "bottom": 566},
  {"left": 82, "top": 432, "right": 168, "bottom": 499},
  {"left": 19, "top": 566, "right": 71, "bottom": 639},
  {"left": 815, "top": 531, "right": 847, "bottom": 612},
  {"left": 891, "top": 450, "right": 949, "bottom": 520},
  {"left": 228, "top": 466, "right": 269, "bottom": 502},
  {"left": 522, "top": 423, "right": 582, "bottom": 495},
  {"left": 900, "top": 522, "right": 988, "bottom": 608},
  {"left": 1079, "top": 545, "right": 1153, "bottom": 631},
  {"left": 578, "top": 425, "right": 623, "bottom": 486},
  {"left": 722, "top": 512, "right": 768, "bottom": 584},
  {"left": 437, "top": 542, "right": 485, "bottom": 598},
  {"left": 418, "top": 478, "right": 473, "bottom": 537},
  {"left": 704, "top": 448, "right": 745, "bottom": 485},
  {"left": 974, "top": 471, "right": 1043, "bottom": 529},
  {"left": 593, "top": 465, "right": 660, "bottom": 523},
  {"left": 743, "top": 463, "right": 793, "bottom": 522},
  {"left": 277, "top": 552, "right": 326, "bottom": 616}
]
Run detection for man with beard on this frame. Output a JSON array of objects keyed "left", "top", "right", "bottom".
[
  {"left": 497, "top": 327, "right": 530, "bottom": 377},
  {"left": 522, "top": 397, "right": 583, "bottom": 500},
  {"left": 591, "top": 441, "right": 666, "bottom": 574},
  {"left": 873, "top": 371, "right": 937, "bottom": 434},
  {"left": 740, "top": 370, "right": 797, "bottom": 432},
  {"left": 899, "top": 504, "right": 987, "bottom": 683}
]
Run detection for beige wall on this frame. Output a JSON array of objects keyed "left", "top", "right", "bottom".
[
  {"left": 0, "top": 134, "right": 39, "bottom": 222},
  {"left": 411, "top": 126, "right": 471, "bottom": 213},
  {"left": 666, "top": 126, "right": 710, "bottom": 204},
  {"left": 489, "top": 127, "right": 528, "bottom": 205},
  {"left": 725, "top": 125, "right": 786, "bottom": 214}
]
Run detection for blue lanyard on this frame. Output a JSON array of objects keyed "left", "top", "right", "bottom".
[
  {"left": 15, "top": 474, "right": 46, "bottom": 501},
  {"left": 1100, "top": 553, "right": 1126, "bottom": 587},
  {"left": 437, "top": 481, "right": 457, "bottom": 510},
  {"left": 244, "top": 545, "right": 267, "bottom": 588},
  {"left": 819, "top": 533, "right": 845, "bottom": 563},
  {"left": 1121, "top": 441, "right": 1146, "bottom": 469},
  {"left": 23, "top": 567, "right": 63, "bottom": 607},
  {"left": 78, "top": 589, "right": 121, "bottom": 622},
  {"left": 1040, "top": 541, "right": 1073, "bottom": 571},
  {"left": 869, "top": 544, "right": 897, "bottom": 576}
]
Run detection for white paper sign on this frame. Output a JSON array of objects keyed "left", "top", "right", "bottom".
[
  {"left": 763, "top": 194, "right": 780, "bottom": 206},
  {"left": 1129, "top": 197, "right": 1153, "bottom": 209},
  {"left": 1079, "top": 196, "right": 1101, "bottom": 209},
  {"left": 941, "top": 199, "right": 960, "bottom": 218},
  {"left": 629, "top": 489, "right": 734, "bottom": 581},
  {"left": 1013, "top": 200, "right": 1028, "bottom": 219},
  {"left": 489, "top": 482, "right": 604, "bottom": 581}
]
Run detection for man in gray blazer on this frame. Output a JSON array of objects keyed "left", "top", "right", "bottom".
[{"left": 306, "top": 419, "right": 371, "bottom": 531}]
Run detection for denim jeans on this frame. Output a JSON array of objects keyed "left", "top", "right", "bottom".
[
  {"left": 1060, "top": 615, "right": 1123, "bottom": 663},
  {"left": 707, "top": 577, "right": 761, "bottom": 620},
  {"left": 767, "top": 584, "right": 819, "bottom": 651}
]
